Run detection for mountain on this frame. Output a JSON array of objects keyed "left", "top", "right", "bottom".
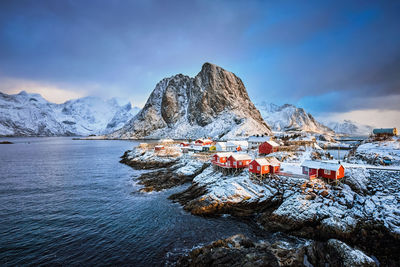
[
  {"left": 326, "top": 120, "right": 373, "bottom": 136},
  {"left": 256, "top": 103, "right": 333, "bottom": 134},
  {"left": 0, "top": 91, "right": 140, "bottom": 136},
  {"left": 110, "top": 63, "right": 271, "bottom": 139}
]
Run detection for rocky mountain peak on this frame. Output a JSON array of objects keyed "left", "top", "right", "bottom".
[{"left": 110, "top": 63, "right": 271, "bottom": 139}]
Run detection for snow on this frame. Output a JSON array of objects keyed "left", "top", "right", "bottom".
[
  {"left": 301, "top": 160, "right": 342, "bottom": 171},
  {"left": 0, "top": 91, "right": 140, "bottom": 136},
  {"left": 355, "top": 139, "right": 400, "bottom": 165},
  {"left": 193, "top": 167, "right": 278, "bottom": 204},
  {"left": 256, "top": 102, "right": 333, "bottom": 134},
  {"left": 326, "top": 119, "right": 373, "bottom": 136}
]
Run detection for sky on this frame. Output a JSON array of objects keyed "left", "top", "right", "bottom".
[{"left": 1, "top": 0, "right": 400, "bottom": 128}]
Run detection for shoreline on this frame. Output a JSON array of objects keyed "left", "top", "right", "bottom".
[{"left": 120, "top": 146, "right": 400, "bottom": 266}]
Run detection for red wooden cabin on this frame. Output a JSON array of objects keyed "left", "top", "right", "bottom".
[
  {"left": 259, "top": 141, "right": 279, "bottom": 155},
  {"left": 227, "top": 154, "right": 252, "bottom": 169},
  {"left": 249, "top": 158, "right": 270, "bottom": 175},
  {"left": 301, "top": 160, "right": 345, "bottom": 180},
  {"left": 211, "top": 152, "right": 232, "bottom": 165},
  {"left": 267, "top": 157, "right": 281, "bottom": 173},
  {"left": 154, "top": 145, "right": 165, "bottom": 151},
  {"left": 180, "top": 142, "right": 190, "bottom": 147}
]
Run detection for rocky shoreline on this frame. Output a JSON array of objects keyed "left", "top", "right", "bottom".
[{"left": 121, "top": 147, "right": 400, "bottom": 266}]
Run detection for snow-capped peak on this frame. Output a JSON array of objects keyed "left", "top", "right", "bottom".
[
  {"left": 255, "top": 102, "right": 333, "bottom": 134},
  {"left": 0, "top": 91, "right": 140, "bottom": 136}
]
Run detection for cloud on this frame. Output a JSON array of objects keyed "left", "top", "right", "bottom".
[
  {"left": 317, "top": 109, "right": 400, "bottom": 129},
  {"left": 0, "top": 77, "right": 87, "bottom": 103},
  {"left": 0, "top": 0, "right": 400, "bottom": 120}
]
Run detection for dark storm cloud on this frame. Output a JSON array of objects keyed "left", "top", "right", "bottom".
[{"left": 0, "top": 0, "right": 399, "bottom": 112}]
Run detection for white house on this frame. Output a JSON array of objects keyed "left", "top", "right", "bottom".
[{"left": 215, "top": 142, "right": 227, "bottom": 151}]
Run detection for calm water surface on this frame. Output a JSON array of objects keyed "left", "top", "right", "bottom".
[{"left": 0, "top": 138, "right": 264, "bottom": 266}]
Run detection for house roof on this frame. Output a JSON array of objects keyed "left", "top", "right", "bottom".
[
  {"left": 230, "top": 154, "right": 252, "bottom": 161},
  {"left": 373, "top": 128, "right": 397, "bottom": 134},
  {"left": 265, "top": 140, "right": 279, "bottom": 147},
  {"left": 253, "top": 158, "right": 270, "bottom": 166},
  {"left": 301, "top": 160, "right": 343, "bottom": 171},
  {"left": 196, "top": 138, "right": 213, "bottom": 143},
  {"left": 214, "top": 152, "right": 232, "bottom": 158},
  {"left": 266, "top": 157, "right": 280, "bottom": 166}
]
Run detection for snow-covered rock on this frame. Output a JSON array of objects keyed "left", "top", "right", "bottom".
[
  {"left": 0, "top": 91, "right": 140, "bottom": 136},
  {"left": 326, "top": 239, "right": 376, "bottom": 267},
  {"left": 326, "top": 120, "right": 373, "bottom": 136},
  {"left": 256, "top": 102, "right": 333, "bottom": 134},
  {"left": 355, "top": 139, "right": 400, "bottom": 165},
  {"left": 110, "top": 63, "right": 272, "bottom": 139}
]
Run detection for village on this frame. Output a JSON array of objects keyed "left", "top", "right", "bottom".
[
  {"left": 147, "top": 127, "right": 399, "bottom": 185},
  {"left": 119, "top": 127, "right": 400, "bottom": 265}
]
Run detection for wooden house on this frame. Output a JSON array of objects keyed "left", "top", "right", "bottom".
[
  {"left": 180, "top": 142, "right": 190, "bottom": 147},
  {"left": 301, "top": 160, "right": 345, "bottom": 180},
  {"left": 267, "top": 157, "right": 281, "bottom": 173},
  {"left": 154, "top": 145, "right": 165, "bottom": 151},
  {"left": 211, "top": 152, "right": 232, "bottom": 165},
  {"left": 249, "top": 158, "right": 270, "bottom": 175},
  {"left": 248, "top": 136, "right": 273, "bottom": 149},
  {"left": 215, "top": 142, "right": 227, "bottom": 151},
  {"left": 195, "top": 138, "right": 213, "bottom": 146},
  {"left": 373, "top": 128, "right": 398, "bottom": 137},
  {"left": 227, "top": 154, "right": 252, "bottom": 169},
  {"left": 259, "top": 141, "right": 280, "bottom": 155}
]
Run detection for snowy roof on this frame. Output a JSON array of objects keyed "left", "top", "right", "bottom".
[
  {"left": 160, "top": 138, "right": 174, "bottom": 143},
  {"left": 196, "top": 138, "right": 213, "bottom": 142},
  {"left": 214, "top": 152, "right": 233, "bottom": 158},
  {"left": 266, "top": 157, "right": 280, "bottom": 166},
  {"left": 248, "top": 136, "right": 272, "bottom": 142},
  {"left": 301, "top": 160, "right": 343, "bottom": 171},
  {"left": 265, "top": 140, "right": 279, "bottom": 147},
  {"left": 253, "top": 158, "right": 270, "bottom": 166},
  {"left": 230, "top": 154, "right": 252, "bottom": 161}
]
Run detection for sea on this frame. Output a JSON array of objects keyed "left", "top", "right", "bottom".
[{"left": 0, "top": 137, "right": 266, "bottom": 266}]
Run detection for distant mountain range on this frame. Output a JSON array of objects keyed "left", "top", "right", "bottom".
[
  {"left": 0, "top": 91, "right": 140, "bottom": 136},
  {"left": 256, "top": 102, "right": 333, "bottom": 134},
  {"left": 325, "top": 120, "right": 373, "bottom": 136},
  {"left": 0, "top": 64, "right": 373, "bottom": 138}
]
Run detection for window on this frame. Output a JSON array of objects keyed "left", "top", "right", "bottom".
[
  {"left": 257, "top": 166, "right": 260, "bottom": 171},
  {"left": 249, "top": 165, "right": 253, "bottom": 170},
  {"left": 239, "top": 161, "right": 242, "bottom": 166},
  {"left": 324, "top": 169, "right": 331, "bottom": 175},
  {"left": 233, "top": 162, "right": 236, "bottom": 166},
  {"left": 264, "top": 166, "right": 268, "bottom": 171}
]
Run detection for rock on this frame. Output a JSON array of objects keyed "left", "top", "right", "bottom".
[
  {"left": 176, "top": 234, "right": 279, "bottom": 267},
  {"left": 326, "top": 239, "right": 377, "bottom": 266},
  {"left": 109, "top": 63, "right": 271, "bottom": 139},
  {"left": 0, "top": 141, "right": 13, "bottom": 144}
]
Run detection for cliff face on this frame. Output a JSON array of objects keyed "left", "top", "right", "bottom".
[{"left": 111, "top": 63, "right": 271, "bottom": 139}]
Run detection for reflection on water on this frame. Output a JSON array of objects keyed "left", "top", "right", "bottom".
[{"left": 0, "top": 137, "right": 266, "bottom": 266}]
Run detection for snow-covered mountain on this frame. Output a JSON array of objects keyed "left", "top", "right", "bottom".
[
  {"left": 0, "top": 91, "right": 140, "bottom": 136},
  {"left": 110, "top": 63, "right": 271, "bottom": 139},
  {"left": 326, "top": 120, "right": 373, "bottom": 136},
  {"left": 256, "top": 102, "right": 333, "bottom": 134}
]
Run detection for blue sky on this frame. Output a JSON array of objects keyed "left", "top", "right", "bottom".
[{"left": 1, "top": 0, "right": 400, "bottom": 127}]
